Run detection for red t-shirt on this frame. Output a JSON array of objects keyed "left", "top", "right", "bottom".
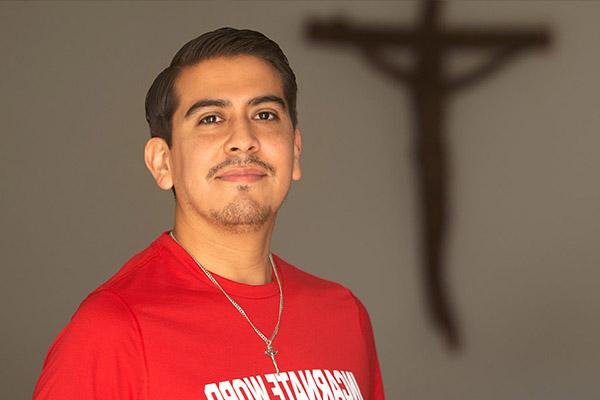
[{"left": 33, "top": 231, "right": 385, "bottom": 400}]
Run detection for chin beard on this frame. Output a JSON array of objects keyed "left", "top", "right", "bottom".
[{"left": 209, "top": 197, "right": 272, "bottom": 233}]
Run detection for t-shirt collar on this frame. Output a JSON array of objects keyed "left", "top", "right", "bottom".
[{"left": 154, "top": 230, "right": 282, "bottom": 299}]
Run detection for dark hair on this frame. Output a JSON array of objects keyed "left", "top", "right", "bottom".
[{"left": 144, "top": 27, "right": 298, "bottom": 148}]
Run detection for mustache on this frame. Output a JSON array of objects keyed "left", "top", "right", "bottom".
[{"left": 206, "top": 155, "right": 276, "bottom": 180}]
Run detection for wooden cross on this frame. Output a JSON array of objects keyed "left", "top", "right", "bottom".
[{"left": 306, "top": 0, "right": 551, "bottom": 349}]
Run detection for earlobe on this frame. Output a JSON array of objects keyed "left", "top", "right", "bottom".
[
  {"left": 292, "top": 128, "right": 302, "bottom": 181},
  {"left": 144, "top": 137, "right": 174, "bottom": 190}
]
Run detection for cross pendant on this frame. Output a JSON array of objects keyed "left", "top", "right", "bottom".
[{"left": 265, "top": 343, "right": 280, "bottom": 374}]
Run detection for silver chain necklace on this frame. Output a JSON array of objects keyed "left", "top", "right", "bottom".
[{"left": 169, "top": 230, "right": 283, "bottom": 374}]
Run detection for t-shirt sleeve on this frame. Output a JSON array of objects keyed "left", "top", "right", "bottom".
[
  {"left": 32, "top": 289, "right": 147, "bottom": 400},
  {"left": 351, "top": 292, "right": 385, "bottom": 400}
]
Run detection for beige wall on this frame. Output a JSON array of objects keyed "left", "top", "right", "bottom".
[{"left": 1, "top": 1, "right": 598, "bottom": 399}]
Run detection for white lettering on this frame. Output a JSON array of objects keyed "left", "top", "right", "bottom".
[
  {"left": 204, "top": 369, "right": 363, "bottom": 400},
  {"left": 298, "top": 370, "right": 322, "bottom": 400},
  {"left": 288, "top": 371, "right": 309, "bottom": 400},
  {"left": 266, "top": 373, "right": 286, "bottom": 400},
  {"left": 333, "top": 370, "right": 353, "bottom": 400},
  {"left": 219, "top": 381, "right": 239, "bottom": 400},
  {"left": 243, "top": 376, "right": 270, "bottom": 400},
  {"left": 324, "top": 370, "right": 345, "bottom": 400},
  {"left": 346, "top": 372, "right": 364, "bottom": 400},
  {"left": 312, "top": 369, "right": 334, "bottom": 400},
  {"left": 276, "top": 372, "right": 295, "bottom": 400},
  {"left": 341, "top": 372, "right": 360, "bottom": 400},
  {"left": 205, "top": 383, "right": 224, "bottom": 400},
  {"left": 232, "top": 378, "right": 253, "bottom": 400}
]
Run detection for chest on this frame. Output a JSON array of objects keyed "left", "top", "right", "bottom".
[{"left": 138, "top": 293, "right": 369, "bottom": 400}]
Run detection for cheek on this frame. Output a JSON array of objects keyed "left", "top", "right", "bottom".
[
  {"left": 172, "top": 144, "right": 213, "bottom": 188},
  {"left": 266, "top": 135, "right": 295, "bottom": 164}
]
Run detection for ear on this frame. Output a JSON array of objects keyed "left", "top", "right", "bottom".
[
  {"left": 144, "top": 137, "right": 174, "bottom": 190},
  {"left": 292, "top": 128, "right": 302, "bottom": 181}
]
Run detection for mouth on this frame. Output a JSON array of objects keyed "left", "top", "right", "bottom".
[
  {"left": 217, "top": 174, "right": 266, "bottom": 183},
  {"left": 216, "top": 168, "right": 268, "bottom": 183}
]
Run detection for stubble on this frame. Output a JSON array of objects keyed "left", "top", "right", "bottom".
[{"left": 208, "top": 189, "right": 272, "bottom": 233}]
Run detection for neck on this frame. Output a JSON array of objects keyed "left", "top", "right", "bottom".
[{"left": 172, "top": 208, "right": 276, "bottom": 285}]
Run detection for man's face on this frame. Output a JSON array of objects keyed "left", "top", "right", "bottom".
[{"left": 161, "top": 55, "right": 301, "bottom": 233}]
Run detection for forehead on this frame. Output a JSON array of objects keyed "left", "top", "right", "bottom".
[{"left": 173, "top": 55, "right": 285, "bottom": 110}]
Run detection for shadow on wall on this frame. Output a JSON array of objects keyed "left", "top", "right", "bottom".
[{"left": 304, "top": 0, "right": 552, "bottom": 351}]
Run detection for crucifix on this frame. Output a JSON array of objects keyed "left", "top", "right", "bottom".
[
  {"left": 265, "top": 341, "right": 280, "bottom": 374},
  {"left": 306, "top": 0, "right": 551, "bottom": 349}
]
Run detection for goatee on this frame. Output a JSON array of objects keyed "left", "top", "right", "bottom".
[{"left": 209, "top": 196, "right": 272, "bottom": 233}]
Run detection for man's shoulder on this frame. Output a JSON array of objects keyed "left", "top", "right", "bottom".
[
  {"left": 92, "top": 235, "right": 164, "bottom": 294},
  {"left": 86, "top": 231, "right": 189, "bottom": 305},
  {"left": 274, "top": 254, "right": 360, "bottom": 303},
  {"left": 275, "top": 254, "right": 374, "bottom": 331}
]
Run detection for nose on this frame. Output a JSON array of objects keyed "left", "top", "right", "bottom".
[{"left": 224, "top": 118, "right": 260, "bottom": 155}]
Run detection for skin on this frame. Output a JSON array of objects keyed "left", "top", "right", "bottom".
[{"left": 144, "top": 55, "right": 302, "bottom": 285}]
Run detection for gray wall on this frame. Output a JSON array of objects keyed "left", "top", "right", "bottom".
[{"left": 2, "top": 1, "right": 599, "bottom": 399}]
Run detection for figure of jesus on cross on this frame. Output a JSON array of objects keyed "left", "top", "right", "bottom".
[{"left": 307, "top": 0, "right": 550, "bottom": 349}]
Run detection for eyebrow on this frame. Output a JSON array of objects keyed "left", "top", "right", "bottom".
[
  {"left": 184, "top": 95, "right": 287, "bottom": 119},
  {"left": 184, "top": 99, "right": 231, "bottom": 119},
  {"left": 248, "top": 95, "right": 286, "bottom": 109}
]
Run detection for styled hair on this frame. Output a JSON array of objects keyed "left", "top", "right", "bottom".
[{"left": 144, "top": 27, "right": 298, "bottom": 148}]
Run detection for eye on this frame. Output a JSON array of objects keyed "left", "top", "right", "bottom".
[
  {"left": 198, "top": 115, "right": 223, "bottom": 125},
  {"left": 254, "top": 111, "right": 278, "bottom": 121}
]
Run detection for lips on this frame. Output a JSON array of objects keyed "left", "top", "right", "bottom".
[{"left": 217, "top": 167, "right": 267, "bottom": 182}]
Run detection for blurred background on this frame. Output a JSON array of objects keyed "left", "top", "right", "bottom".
[{"left": 1, "top": 1, "right": 599, "bottom": 399}]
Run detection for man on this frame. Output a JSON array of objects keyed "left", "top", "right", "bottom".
[{"left": 33, "top": 27, "right": 384, "bottom": 400}]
